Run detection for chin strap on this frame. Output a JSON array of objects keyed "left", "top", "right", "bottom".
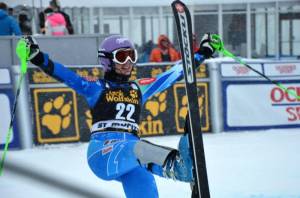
[{"left": 104, "top": 69, "right": 131, "bottom": 82}]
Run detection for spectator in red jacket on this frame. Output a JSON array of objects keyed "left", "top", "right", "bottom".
[
  {"left": 193, "top": 33, "right": 199, "bottom": 53},
  {"left": 150, "top": 34, "right": 180, "bottom": 62}
]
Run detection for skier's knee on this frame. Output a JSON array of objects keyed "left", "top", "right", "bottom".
[{"left": 134, "top": 140, "right": 176, "bottom": 166}]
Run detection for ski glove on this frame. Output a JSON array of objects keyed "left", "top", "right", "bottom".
[
  {"left": 23, "top": 36, "right": 40, "bottom": 61},
  {"left": 23, "top": 35, "right": 49, "bottom": 67},
  {"left": 197, "top": 33, "right": 216, "bottom": 59},
  {"left": 23, "top": 36, "right": 54, "bottom": 75}
]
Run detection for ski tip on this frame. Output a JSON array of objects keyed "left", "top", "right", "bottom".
[{"left": 172, "top": 0, "right": 186, "bottom": 12}]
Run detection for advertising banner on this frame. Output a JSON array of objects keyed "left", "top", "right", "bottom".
[
  {"left": 31, "top": 88, "right": 80, "bottom": 144},
  {"left": 0, "top": 68, "right": 20, "bottom": 149},
  {"left": 173, "top": 82, "right": 210, "bottom": 133},
  {"left": 264, "top": 62, "right": 300, "bottom": 77},
  {"left": 223, "top": 80, "right": 300, "bottom": 130},
  {"left": 27, "top": 66, "right": 103, "bottom": 84},
  {"left": 221, "top": 63, "right": 263, "bottom": 77},
  {"left": 0, "top": 92, "right": 14, "bottom": 148},
  {"left": 0, "top": 68, "right": 11, "bottom": 84}
]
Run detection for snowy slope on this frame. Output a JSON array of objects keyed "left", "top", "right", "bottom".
[{"left": 1, "top": 129, "right": 300, "bottom": 198}]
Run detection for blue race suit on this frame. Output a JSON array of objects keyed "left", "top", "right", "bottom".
[{"left": 34, "top": 52, "right": 204, "bottom": 198}]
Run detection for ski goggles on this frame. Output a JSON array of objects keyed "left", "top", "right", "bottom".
[
  {"left": 112, "top": 48, "right": 138, "bottom": 64},
  {"left": 98, "top": 48, "right": 138, "bottom": 64}
]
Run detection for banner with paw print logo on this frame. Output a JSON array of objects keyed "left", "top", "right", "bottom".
[
  {"left": 196, "top": 63, "right": 209, "bottom": 78},
  {"left": 32, "top": 88, "right": 80, "bottom": 144},
  {"left": 28, "top": 66, "right": 103, "bottom": 84},
  {"left": 173, "top": 82, "right": 211, "bottom": 133},
  {"left": 139, "top": 90, "right": 177, "bottom": 136},
  {"left": 138, "top": 64, "right": 177, "bottom": 137},
  {"left": 76, "top": 95, "right": 93, "bottom": 142}
]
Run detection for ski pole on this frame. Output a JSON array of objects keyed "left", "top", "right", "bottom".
[
  {"left": 209, "top": 34, "right": 300, "bottom": 100},
  {"left": 0, "top": 39, "right": 28, "bottom": 176}
]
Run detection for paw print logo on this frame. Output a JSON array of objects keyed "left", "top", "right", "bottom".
[
  {"left": 85, "top": 110, "right": 93, "bottom": 128},
  {"left": 129, "top": 67, "right": 137, "bottom": 81},
  {"left": 196, "top": 64, "right": 208, "bottom": 78},
  {"left": 145, "top": 91, "right": 167, "bottom": 117},
  {"left": 174, "top": 83, "right": 210, "bottom": 133},
  {"left": 41, "top": 95, "right": 72, "bottom": 135},
  {"left": 179, "top": 94, "right": 204, "bottom": 120},
  {"left": 92, "top": 67, "right": 101, "bottom": 77},
  {"left": 151, "top": 68, "right": 163, "bottom": 77},
  {"left": 130, "top": 90, "right": 138, "bottom": 99}
]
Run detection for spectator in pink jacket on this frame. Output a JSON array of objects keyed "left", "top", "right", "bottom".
[{"left": 44, "top": 7, "right": 68, "bottom": 36}]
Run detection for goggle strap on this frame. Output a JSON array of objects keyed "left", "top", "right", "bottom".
[{"left": 98, "top": 50, "right": 113, "bottom": 59}]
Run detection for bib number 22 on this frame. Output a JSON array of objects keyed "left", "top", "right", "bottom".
[{"left": 115, "top": 103, "right": 135, "bottom": 122}]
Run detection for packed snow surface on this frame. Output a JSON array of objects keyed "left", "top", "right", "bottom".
[{"left": 2, "top": 129, "right": 300, "bottom": 198}]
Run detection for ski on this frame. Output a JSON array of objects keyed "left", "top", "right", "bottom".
[{"left": 171, "top": 1, "right": 210, "bottom": 197}]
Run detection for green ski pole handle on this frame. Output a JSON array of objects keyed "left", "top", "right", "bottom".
[{"left": 16, "top": 39, "right": 29, "bottom": 74}]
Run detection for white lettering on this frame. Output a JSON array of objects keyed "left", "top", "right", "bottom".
[{"left": 179, "top": 12, "right": 194, "bottom": 83}]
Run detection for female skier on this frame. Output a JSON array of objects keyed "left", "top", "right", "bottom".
[{"left": 22, "top": 33, "right": 216, "bottom": 197}]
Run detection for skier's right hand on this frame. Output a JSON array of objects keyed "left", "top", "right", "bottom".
[{"left": 23, "top": 36, "right": 40, "bottom": 61}]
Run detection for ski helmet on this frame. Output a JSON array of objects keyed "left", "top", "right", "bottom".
[{"left": 98, "top": 35, "right": 136, "bottom": 72}]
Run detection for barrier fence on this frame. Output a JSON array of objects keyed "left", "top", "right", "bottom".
[
  {"left": 220, "top": 61, "right": 300, "bottom": 131},
  {"left": 0, "top": 36, "right": 300, "bottom": 148}
]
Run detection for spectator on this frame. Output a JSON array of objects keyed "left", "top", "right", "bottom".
[
  {"left": 8, "top": 7, "right": 13, "bottom": 16},
  {"left": 50, "top": 0, "right": 74, "bottom": 34},
  {"left": 38, "top": 8, "right": 46, "bottom": 34},
  {"left": 39, "top": 0, "right": 74, "bottom": 34},
  {"left": 138, "top": 40, "right": 154, "bottom": 63},
  {"left": 19, "top": 11, "right": 32, "bottom": 35},
  {"left": 193, "top": 33, "right": 199, "bottom": 53},
  {"left": 0, "top": 2, "right": 21, "bottom": 36},
  {"left": 150, "top": 34, "right": 180, "bottom": 62},
  {"left": 44, "top": 7, "right": 68, "bottom": 36}
]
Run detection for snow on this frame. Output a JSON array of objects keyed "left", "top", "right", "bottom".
[{"left": 1, "top": 129, "right": 300, "bottom": 198}]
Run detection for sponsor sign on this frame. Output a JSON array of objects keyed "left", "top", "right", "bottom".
[
  {"left": 264, "top": 62, "right": 300, "bottom": 77},
  {"left": 32, "top": 88, "right": 80, "bottom": 143},
  {"left": 0, "top": 68, "right": 11, "bottom": 84},
  {"left": 28, "top": 66, "right": 103, "bottom": 84},
  {"left": 0, "top": 90, "right": 20, "bottom": 149},
  {"left": 173, "top": 82, "right": 210, "bottom": 133},
  {"left": 221, "top": 63, "right": 263, "bottom": 77},
  {"left": 0, "top": 94, "right": 13, "bottom": 145},
  {"left": 223, "top": 81, "right": 300, "bottom": 130},
  {"left": 91, "top": 120, "right": 139, "bottom": 132},
  {"left": 139, "top": 89, "right": 172, "bottom": 136}
]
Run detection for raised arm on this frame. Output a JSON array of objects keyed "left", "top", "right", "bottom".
[
  {"left": 136, "top": 33, "right": 217, "bottom": 104},
  {"left": 24, "top": 36, "right": 103, "bottom": 107},
  {"left": 135, "top": 59, "right": 195, "bottom": 105}
]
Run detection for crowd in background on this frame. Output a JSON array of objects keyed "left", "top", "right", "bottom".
[
  {"left": 0, "top": 0, "right": 73, "bottom": 36},
  {"left": 0, "top": 0, "right": 200, "bottom": 63}
]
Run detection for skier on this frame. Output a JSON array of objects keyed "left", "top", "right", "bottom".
[{"left": 22, "top": 33, "right": 216, "bottom": 198}]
